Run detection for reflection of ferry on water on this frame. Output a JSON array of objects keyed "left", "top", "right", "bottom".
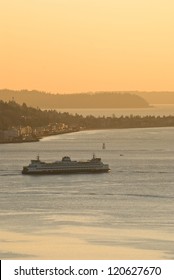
[{"left": 22, "top": 154, "right": 110, "bottom": 175}]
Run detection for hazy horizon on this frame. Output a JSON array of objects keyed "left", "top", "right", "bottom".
[
  {"left": 1, "top": 88, "right": 174, "bottom": 95},
  {"left": 1, "top": 0, "right": 174, "bottom": 93}
]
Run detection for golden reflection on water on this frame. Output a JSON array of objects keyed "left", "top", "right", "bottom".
[{"left": 0, "top": 225, "right": 168, "bottom": 260}]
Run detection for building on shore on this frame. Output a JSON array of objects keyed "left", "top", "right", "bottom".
[
  {"left": 0, "top": 126, "right": 36, "bottom": 143},
  {"left": 19, "top": 126, "right": 33, "bottom": 137}
]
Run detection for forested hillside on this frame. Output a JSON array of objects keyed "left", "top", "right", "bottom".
[
  {"left": 0, "top": 90, "right": 149, "bottom": 109},
  {"left": 1, "top": 100, "right": 174, "bottom": 131}
]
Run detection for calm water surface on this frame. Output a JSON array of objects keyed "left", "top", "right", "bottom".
[
  {"left": 56, "top": 104, "right": 174, "bottom": 117},
  {"left": 0, "top": 127, "right": 174, "bottom": 259}
]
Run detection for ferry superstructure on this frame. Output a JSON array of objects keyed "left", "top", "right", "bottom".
[{"left": 22, "top": 155, "right": 110, "bottom": 175}]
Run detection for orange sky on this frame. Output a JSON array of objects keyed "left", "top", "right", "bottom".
[{"left": 0, "top": 0, "right": 174, "bottom": 93}]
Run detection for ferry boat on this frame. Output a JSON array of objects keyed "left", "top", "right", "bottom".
[{"left": 22, "top": 154, "right": 110, "bottom": 175}]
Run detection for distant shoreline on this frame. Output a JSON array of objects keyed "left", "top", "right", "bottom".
[
  {"left": 1, "top": 125, "right": 174, "bottom": 145},
  {"left": 0, "top": 89, "right": 149, "bottom": 109}
]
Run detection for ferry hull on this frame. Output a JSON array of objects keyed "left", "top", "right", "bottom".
[{"left": 22, "top": 168, "right": 110, "bottom": 175}]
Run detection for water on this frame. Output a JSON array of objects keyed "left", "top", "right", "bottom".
[
  {"left": 0, "top": 127, "right": 174, "bottom": 259},
  {"left": 56, "top": 104, "right": 174, "bottom": 117}
]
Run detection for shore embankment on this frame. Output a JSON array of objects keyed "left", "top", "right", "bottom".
[{"left": 0, "top": 128, "right": 80, "bottom": 144}]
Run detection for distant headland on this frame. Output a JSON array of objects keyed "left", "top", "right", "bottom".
[{"left": 0, "top": 89, "right": 149, "bottom": 109}]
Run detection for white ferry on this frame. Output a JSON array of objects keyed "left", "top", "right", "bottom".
[{"left": 22, "top": 154, "right": 110, "bottom": 175}]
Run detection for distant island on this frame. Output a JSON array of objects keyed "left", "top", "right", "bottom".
[
  {"left": 0, "top": 89, "right": 149, "bottom": 109},
  {"left": 1, "top": 100, "right": 174, "bottom": 144}
]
